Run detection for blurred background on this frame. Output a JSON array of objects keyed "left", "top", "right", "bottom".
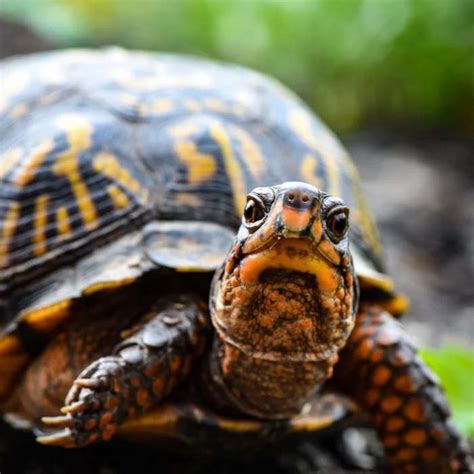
[{"left": 0, "top": 0, "right": 473, "bottom": 471}]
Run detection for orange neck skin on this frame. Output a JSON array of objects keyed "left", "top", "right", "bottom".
[{"left": 206, "top": 238, "right": 356, "bottom": 419}]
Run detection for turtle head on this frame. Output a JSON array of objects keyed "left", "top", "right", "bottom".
[{"left": 208, "top": 182, "right": 358, "bottom": 418}]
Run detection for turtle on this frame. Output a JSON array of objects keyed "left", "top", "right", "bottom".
[{"left": 0, "top": 48, "right": 471, "bottom": 473}]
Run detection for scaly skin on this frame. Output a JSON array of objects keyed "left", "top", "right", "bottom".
[
  {"left": 334, "top": 305, "right": 473, "bottom": 473},
  {"left": 36, "top": 295, "right": 209, "bottom": 447}
]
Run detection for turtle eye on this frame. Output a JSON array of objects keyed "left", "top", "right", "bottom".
[
  {"left": 326, "top": 208, "right": 349, "bottom": 242},
  {"left": 243, "top": 198, "right": 265, "bottom": 225}
]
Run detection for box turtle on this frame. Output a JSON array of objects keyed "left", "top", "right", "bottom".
[{"left": 0, "top": 48, "right": 471, "bottom": 473}]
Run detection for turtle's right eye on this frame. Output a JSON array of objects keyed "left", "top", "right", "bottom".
[{"left": 243, "top": 198, "right": 265, "bottom": 225}]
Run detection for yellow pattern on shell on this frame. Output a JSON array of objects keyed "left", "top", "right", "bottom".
[
  {"left": 175, "top": 192, "right": 202, "bottom": 207},
  {"left": 139, "top": 99, "right": 174, "bottom": 116},
  {"left": 53, "top": 115, "right": 98, "bottom": 229},
  {"left": 33, "top": 194, "right": 49, "bottom": 257},
  {"left": 0, "top": 148, "right": 23, "bottom": 180},
  {"left": 210, "top": 122, "right": 247, "bottom": 215},
  {"left": 175, "top": 142, "right": 217, "bottom": 185},
  {"left": 231, "top": 126, "right": 266, "bottom": 181},
  {"left": 300, "top": 154, "right": 323, "bottom": 190},
  {"left": 168, "top": 123, "right": 199, "bottom": 138},
  {"left": 15, "top": 138, "right": 55, "bottom": 187},
  {"left": 107, "top": 184, "right": 130, "bottom": 209},
  {"left": 289, "top": 109, "right": 340, "bottom": 196},
  {"left": 0, "top": 202, "right": 20, "bottom": 267},
  {"left": 56, "top": 206, "right": 72, "bottom": 237},
  {"left": 92, "top": 152, "right": 143, "bottom": 199},
  {"left": 9, "top": 103, "right": 28, "bottom": 119}
]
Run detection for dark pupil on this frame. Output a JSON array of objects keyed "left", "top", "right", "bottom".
[
  {"left": 330, "top": 213, "right": 347, "bottom": 235},
  {"left": 244, "top": 200, "right": 261, "bottom": 223}
]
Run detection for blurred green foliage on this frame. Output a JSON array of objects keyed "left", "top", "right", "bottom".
[
  {"left": 420, "top": 346, "right": 474, "bottom": 438},
  {"left": 1, "top": 0, "right": 473, "bottom": 133}
]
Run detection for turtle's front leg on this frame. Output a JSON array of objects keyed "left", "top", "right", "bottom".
[
  {"left": 38, "top": 294, "right": 209, "bottom": 448},
  {"left": 333, "top": 305, "right": 472, "bottom": 473}
]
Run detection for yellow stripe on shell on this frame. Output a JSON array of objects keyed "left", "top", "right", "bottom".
[
  {"left": 92, "top": 152, "right": 146, "bottom": 203},
  {"left": 56, "top": 206, "right": 72, "bottom": 237},
  {"left": 0, "top": 148, "right": 23, "bottom": 180},
  {"left": 216, "top": 418, "right": 262, "bottom": 432},
  {"left": 168, "top": 122, "right": 199, "bottom": 138},
  {"left": 82, "top": 277, "right": 137, "bottom": 297},
  {"left": 107, "top": 184, "right": 130, "bottom": 209},
  {"left": 289, "top": 109, "right": 340, "bottom": 196},
  {"left": 0, "top": 201, "right": 20, "bottom": 267},
  {"left": 300, "top": 154, "right": 324, "bottom": 190},
  {"left": 14, "top": 138, "right": 55, "bottom": 187},
  {"left": 231, "top": 126, "right": 266, "bottom": 181},
  {"left": 21, "top": 299, "right": 73, "bottom": 334},
  {"left": 33, "top": 194, "right": 49, "bottom": 257},
  {"left": 9, "top": 103, "right": 28, "bottom": 119},
  {"left": 210, "top": 122, "right": 247, "bottom": 215},
  {"left": 139, "top": 99, "right": 174, "bottom": 116},
  {"left": 183, "top": 99, "right": 202, "bottom": 112},
  {"left": 174, "top": 142, "right": 217, "bottom": 185},
  {"left": 53, "top": 115, "right": 98, "bottom": 230}
]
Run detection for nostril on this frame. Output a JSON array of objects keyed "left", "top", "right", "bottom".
[
  {"left": 288, "top": 193, "right": 295, "bottom": 201},
  {"left": 302, "top": 194, "right": 309, "bottom": 202}
]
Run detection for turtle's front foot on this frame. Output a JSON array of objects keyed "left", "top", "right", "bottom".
[
  {"left": 37, "top": 295, "right": 209, "bottom": 448},
  {"left": 38, "top": 356, "right": 128, "bottom": 447}
]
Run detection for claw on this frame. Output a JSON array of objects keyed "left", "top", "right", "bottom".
[
  {"left": 61, "top": 400, "right": 87, "bottom": 414},
  {"left": 74, "top": 377, "right": 107, "bottom": 390},
  {"left": 37, "top": 428, "right": 74, "bottom": 447},
  {"left": 42, "top": 415, "right": 74, "bottom": 428}
]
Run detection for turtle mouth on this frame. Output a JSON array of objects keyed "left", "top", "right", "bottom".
[{"left": 241, "top": 234, "right": 330, "bottom": 268}]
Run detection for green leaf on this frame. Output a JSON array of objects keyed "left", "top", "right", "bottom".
[{"left": 419, "top": 345, "right": 474, "bottom": 438}]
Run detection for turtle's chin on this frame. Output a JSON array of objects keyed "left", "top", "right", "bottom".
[{"left": 204, "top": 238, "right": 356, "bottom": 419}]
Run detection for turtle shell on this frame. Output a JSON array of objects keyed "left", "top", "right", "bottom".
[{"left": 0, "top": 48, "right": 405, "bottom": 402}]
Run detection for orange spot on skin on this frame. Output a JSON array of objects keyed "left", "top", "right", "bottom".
[
  {"left": 365, "top": 388, "right": 380, "bottom": 407},
  {"left": 0, "top": 201, "right": 20, "bottom": 267},
  {"left": 397, "top": 448, "right": 416, "bottom": 461},
  {"left": 152, "top": 378, "right": 164, "bottom": 396},
  {"left": 386, "top": 416, "right": 405, "bottom": 432},
  {"left": 404, "top": 428, "right": 427, "bottom": 446},
  {"left": 394, "top": 374, "right": 416, "bottom": 393},
  {"left": 33, "top": 194, "right": 49, "bottom": 256},
  {"left": 281, "top": 208, "right": 312, "bottom": 232},
  {"left": 380, "top": 395, "right": 401, "bottom": 414},
  {"left": 404, "top": 399, "right": 425, "bottom": 423},
  {"left": 372, "top": 365, "right": 391, "bottom": 387},
  {"left": 136, "top": 389, "right": 149, "bottom": 407}
]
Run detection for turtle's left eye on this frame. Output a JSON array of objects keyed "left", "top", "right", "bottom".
[
  {"left": 243, "top": 198, "right": 265, "bottom": 225},
  {"left": 326, "top": 208, "right": 349, "bottom": 242}
]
